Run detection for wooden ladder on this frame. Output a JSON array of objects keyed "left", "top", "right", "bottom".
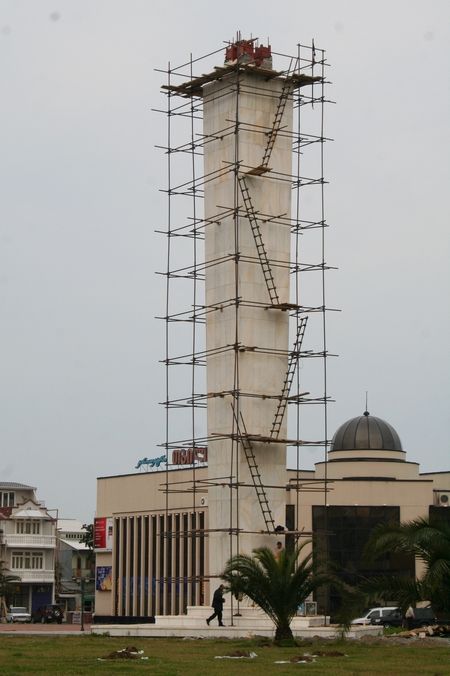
[{"left": 269, "top": 317, "right": 308, "bottom": 439}]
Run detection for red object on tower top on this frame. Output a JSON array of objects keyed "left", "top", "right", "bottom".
[{"left": 225, "top": 38, "right": 272, "bottom": 69}]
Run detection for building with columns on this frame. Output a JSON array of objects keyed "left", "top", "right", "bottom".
[{"left": 94, "top": 411, "right": 450, "bottom": 620}]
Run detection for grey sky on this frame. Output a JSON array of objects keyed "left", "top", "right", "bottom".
[{"left": 1, "top": 0, "right": 449, "bottom": 523}]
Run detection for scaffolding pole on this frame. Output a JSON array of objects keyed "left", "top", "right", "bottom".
[{"left": 155, "top": 37, "right": 333, "bottom": 615}]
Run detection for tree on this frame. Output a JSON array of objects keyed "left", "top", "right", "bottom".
[
  {"left": 221, "top": 542, "right": 334, "bottom": 642},
  {"left": 80, "top": 523, "right": 95, "bottom": 564},
  {"left": 362, "top": 516, "right": 450, "bottom": 613},
  {"left": 0, "top": 561, "right": 20, "bottom": 617},
  {"left": 80, "top": 523, "right": 93, "bottom": 550}
]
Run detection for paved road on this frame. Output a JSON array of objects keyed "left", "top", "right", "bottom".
[{"left": 0, "top": 622, "right": 91, "bottom": 635}]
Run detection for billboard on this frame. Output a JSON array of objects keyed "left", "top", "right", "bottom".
[
  {"left": 94, "top": 517, "right": 113, "bottom": 551},
  {"left": 96, "top": 566, "right": 112, "bottom": 591}
]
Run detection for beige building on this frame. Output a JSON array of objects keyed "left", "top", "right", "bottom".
[{"left": 95, "top": 411, "right": 450, "bottom": 619}]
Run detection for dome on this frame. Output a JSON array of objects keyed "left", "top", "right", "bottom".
[{"left": 330, "top": 411, "right": 402, "bottom": 452}]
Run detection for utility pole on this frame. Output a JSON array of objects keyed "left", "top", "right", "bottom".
[{"left": 72, "top": 576, "right": 89, "bottom": 632}]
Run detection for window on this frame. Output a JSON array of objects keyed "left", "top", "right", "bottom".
[
  {"left": 16, "top": 521, "right": 40, "bottom": 535},
  {"left": 11, "top": 551, "right": 43, "bottom": 570},
  {"left": 313, "top": 505, "right": 415, "bottom": 616},
  {"left": 12, "top": 552, "right": 24, "bottom": 569},
  {"left": 61, "top": 533, "right": 80, "bottom": 539},
  {"left": 0, "top": 491, "right": 14, "bottom": 507}
]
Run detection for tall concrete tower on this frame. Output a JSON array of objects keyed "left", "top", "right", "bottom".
[
  {"left": 204, "top": 57, "right": 293, "bottom": 579},
  {"left": 162, "top": 37, "right": 328, "bottom": 595}
]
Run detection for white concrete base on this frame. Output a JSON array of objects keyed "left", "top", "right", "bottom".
[{"left": 93, "top": 606, "right": 383, "bottom": 640}]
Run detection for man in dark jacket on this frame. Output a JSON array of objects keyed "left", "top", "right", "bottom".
[{"left": 206, "top": 584, "right": 225, "bottom": 626}]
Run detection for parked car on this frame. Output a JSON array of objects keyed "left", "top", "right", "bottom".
[
  {"left": 351, "top": 607, "right": 399, "bottom": 626},
  {"left": 32, "top": 604, "right": 64, "bottom": 624},
  {"left": 370, "top": 608, "right": 403, "bottom": 627},
  {"left": 406, "top": 607, "right": 437, "bottom": 628},
  {"left": 6, "top": 606, "right": 31, "bottom": 623}
]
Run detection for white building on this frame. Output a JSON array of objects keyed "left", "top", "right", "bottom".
[
  {"left": 57, "top": 519, "right": 94, "bottom": 612},
  {"left": 0, "top": 482, "right": 56, "bottom": 612}
]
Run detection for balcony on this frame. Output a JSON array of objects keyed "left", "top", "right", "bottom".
[
  {"left": 72, "top": 568, "right": 93, "bottom": 580},
  {"left": 16, "top": 570, "right": 55, "bottom": 584},
  {"left": 4, "top": 534, "right": 56, "bottom": 549}
]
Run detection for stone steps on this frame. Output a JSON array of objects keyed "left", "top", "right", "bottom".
[
  {"left": 92, "top": 622, "right": 382, "bottom": 640},
  {"left": 91, "top": 605, "right": 382, "bottom": 639},
  {"left": 181, "top": 605, "right": 325, "bottom": 628},
  {"left": 155, "top": 615, "right": 325, "bottom": 630}
]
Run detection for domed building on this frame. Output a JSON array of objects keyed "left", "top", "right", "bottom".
[
  {"left": 331, "top": 410, "right": 403, "bottom": 454},
  {"left": 94, "top": 410, "right": 450, "bottom": 623},
  {"left": 287, "top": 410, "right": 450, "bottom": 613}
]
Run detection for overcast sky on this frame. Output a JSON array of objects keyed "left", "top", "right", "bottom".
[{"left": 1, "top": 1, "right": 449, "bottom": 523}]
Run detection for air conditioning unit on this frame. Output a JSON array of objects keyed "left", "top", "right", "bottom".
[
  {"left": 200, "top": 497, "right": 208, "bottom": 507},
  {"left": 434, "top": 491, "right": 450, "bottom": 507}
]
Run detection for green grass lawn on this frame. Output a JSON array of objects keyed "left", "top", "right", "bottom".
[{"left": 0, "top": 635, "right": 449, "bottom": 675}]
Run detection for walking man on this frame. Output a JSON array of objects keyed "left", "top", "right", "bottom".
[{"left": 206, "top": 584, "right": 225, "bottom": 626}]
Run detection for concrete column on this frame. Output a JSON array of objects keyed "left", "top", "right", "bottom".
[
  {"left": 132, "top": 517, "right": 138, "bottom": 616},
  {"left": 148, "top": 515, "right": 155, "bottom": 615},
  {"left": 180, "top": 513, "right": 186, "bottom": 613},
  {"left": 125, "top": 517, "right": 131, "bottom": 615},
  {"left": 155, "top": 515, "right": 161, "bottom": 614},
  {"left": 203, "top": 72, "right": 293, "bottom": 580},
  {"left": 117, "top": 518, "right": 124, "bottom": 615},
  {"left": 187, "top": 513, "right": 193, "bottom": 606},
  {"left": 139, "top": 516, "right": 145, "bottom": 616}
]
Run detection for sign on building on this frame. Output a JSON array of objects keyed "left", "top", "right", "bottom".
[{"left": 94, "top": 517, "right": 113, "bottom": 551}]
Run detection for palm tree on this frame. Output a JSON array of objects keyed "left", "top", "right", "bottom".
[
  {"left": 0, "top": 561, "right": 20, "bottom": 618},
  {"left": 221, "top": 542, "right": 333, "bottom": 642},
  {"left": 362, "top": 516, "right": 450, "bottom": 613}
]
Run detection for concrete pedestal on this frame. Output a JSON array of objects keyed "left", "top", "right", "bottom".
[{"left": 93, "top": 606, "right": 382, "bottom": 639}]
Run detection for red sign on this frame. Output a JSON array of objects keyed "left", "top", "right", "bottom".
[
  {"left": 94, "top": 517, "right": 106, "bottom": 549},
  {"left": 172, "top": 447, "right": 207, "bottom": 465},
  {"left": 94, "top": 517, "right": 113, "bottom": 551}
]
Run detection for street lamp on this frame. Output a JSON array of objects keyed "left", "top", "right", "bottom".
[{"left": 72, "top": 576, "right": 90, "bottom": 632}]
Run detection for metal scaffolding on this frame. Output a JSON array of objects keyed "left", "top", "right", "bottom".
[{"left": 154, "top": 37, "right": 335, "bottom": 608}]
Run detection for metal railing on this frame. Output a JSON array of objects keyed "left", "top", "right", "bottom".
[
  {"left": 3, "top": 535, "right": 56, "bottom": 548},
  {"left": 17, "top": 570, "right": 55, "bottom": 583}
]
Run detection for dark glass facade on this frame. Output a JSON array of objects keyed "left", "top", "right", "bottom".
[
  {"left": 429, "top": 505, "right": 450, "bottom": 526},
  {"left": 313, "top": 505, "right": 415, "bottom": 615}
]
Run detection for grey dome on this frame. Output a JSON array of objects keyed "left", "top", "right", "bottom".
[{"left": 330, "top": 411, "right": 402, "bottom": 452}]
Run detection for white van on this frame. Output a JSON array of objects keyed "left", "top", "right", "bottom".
[{"left": 351, "top": 607, "right": 400, "bottom": 625}]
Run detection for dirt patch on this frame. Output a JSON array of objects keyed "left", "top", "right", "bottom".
[
  {"left": 228, "top": 650, "right": 254, "bottom": 657},
  {"left": 356, "top": 635, "right": 385, "bottom": 645},
  {"left": 387, "top": 636, "right": 450, "bottom": 647},
  {"left": 290, "top": 654, "right": 315, "bottom": 663},
  {"left": 313, "top": 650, "right": 346, "bottom": 657},
  {"left": 99, "top": 646, "right": 145, "bottom": 660},
  {"left": 214, "top": 650, "right": 257, "bottom": 659}
]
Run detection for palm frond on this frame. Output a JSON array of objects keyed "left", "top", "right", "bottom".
[
  {"left": 360, "top": 574, "right": 423, "bottom": 611},
  {"left": 362, "top": 517, "right": 450, "bottom": 613},
  {"left": 222, "top": 543, "right": 336, "bottom": 640}
]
